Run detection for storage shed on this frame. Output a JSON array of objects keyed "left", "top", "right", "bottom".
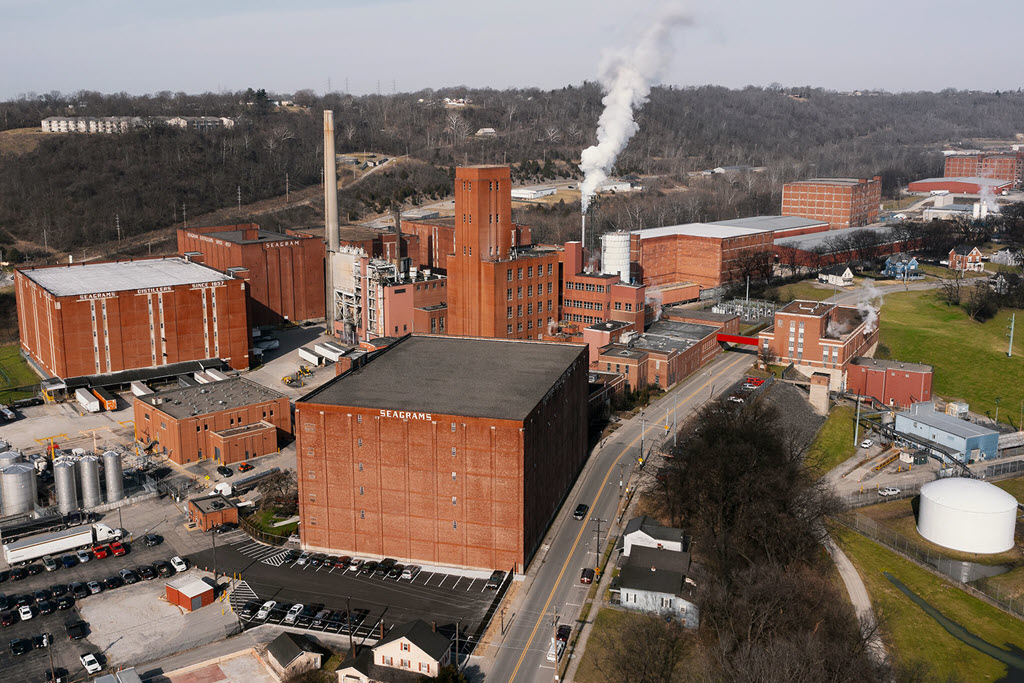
[
  {"left": 188, "top": 493, "right": 238, "bottom": 531},
  {"left": 166, "top": 575, "right": 215, "bottom": 612}
]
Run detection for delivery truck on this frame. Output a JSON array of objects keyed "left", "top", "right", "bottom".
[
  {"left": 314, "top": 341, "right": 346, "bottom": 363},
  {"left": 3, "top": 523, "right": 122, "bottom": 565},
  {"left": 298, "top": 346, "right": 322, "bottom": 366},
  {"left": 91, "top": 387, "right": 117, "bottom": 411},
  {"left": 75, "top": 388, "right": 101, "bottom": 413}
]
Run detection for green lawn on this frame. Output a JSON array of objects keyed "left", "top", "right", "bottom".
[
  {"left": 245, "top": 508, "right": 298, "bottom": 536},
  {"left": 574, "top": 609, "right": 638, "bottom": 683},
  {"left": 807, "top": 405, "right": 857, "bottom": 476},
  {"left": 0, "top": 343, "right": 38, "bottom": 387},
  {"left": 995, "top": 477, "right": 1024, "bottom": 501},
  {"left": 917, "top": 263, "right": 987, "bottom": 279},
  {"left": 838, "top": 528, "right": 1024, "bottom": 681},
  {"left": 770, "top": 279, "right": 839, "bottom": 303},
  {"left": 877, "top": 290, "right": 1023, "bottom": 426}
]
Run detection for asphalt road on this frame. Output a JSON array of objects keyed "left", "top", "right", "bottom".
[
  {"left": 188, "top": 532, "right": 497, "bottom": 649},
  {"left": 486, "top": 350, "right": 754, "bottom": 683}
]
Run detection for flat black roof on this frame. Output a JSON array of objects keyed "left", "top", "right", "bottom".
[
  {"left": 137, "top": 377, "right": 285, "bottom": 419},
  {"left": 300, "top": 335, "right": 585, "bottom": 421}
]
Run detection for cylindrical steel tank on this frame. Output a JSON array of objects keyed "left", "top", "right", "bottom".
[
  {"left": 1, "top": 462, "right": 37, "bottom": 516},
  {"left": 54, "top": 460, "right": 78, "bottom": 514},
  {"left": 0, "top": 438, "right": 10, "bottom": 453},
  {"left": 79, "top": 456, "right": 102, "bottom": 508},
  {"left": 917, "top": 478, "right": 1017, "bottom": 554},
  {"left": 600, "top": 232, "right": 631, "bottom": 283},
  {"left": 103, "top": 450, "right": 124, "bottom": 502},
  {"left": 0, "top": 450, "right": 24, "bottom": 469}
]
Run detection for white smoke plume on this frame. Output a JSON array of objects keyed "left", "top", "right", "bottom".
[
  {"left": 978, "top": 183, "right": 1000, "bottom": 217},
  {"left": 646, "top": 289, "right": 664, "bottom": 323},
  {"left": 579, "top": 8, "right": 692, "bottom": 214},
  {"left": 855, "top": 280, "right": 884, "bottom": 334}
]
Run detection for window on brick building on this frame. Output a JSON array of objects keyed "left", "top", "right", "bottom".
[
  {"left": 518, "top": 268, "right": 523, "bottom": 280},
  {"left": 517, "top": 287, "right": 523, "bottom": 299},
  {"left": 452, "top": 496, "right": 457, "bottom": 505},
  {"left": 452, "top": 471, "right": 457, "bottom": 481},
  {"left": 360, "top": 510, "right": 365, "bottom": 519},
  {"left": 360, "top": 486, "right": 364, "bottom": 495},
  {"left": 309, "top": 517, "right": 317, "bottom": 525},
  {"left": 451, "top": 422, "right": 456, "bottom": 432},
  {"left": 527, "top": 303, "right": 533, "bottom": 315},
  {"left": 528, "top": 285, "right": 533, "bottom": 297},
  {"left": 528, "top": 266, "right": 533, "bottom": 277},
  {"left": 358, "top": 463, "right": 363, "bottom": 471},
  {"left": 507, "top": 307, "right": 513, "bottom": 319},
  {"left": 358, "top": 438, "right": 363, "bottom": 447},
  {"left": 528, "top": 320, "right": 533, "bottom": 329},
  {"left": 518, "top": 322, "right": 523, "bottom": 332},
  {"left": 507, "top": 270, "right": 513, "bottom": 282},
  {"left": 308, "top": 471, "right": 316, "bottom": 480},
  {"left": 453, "top": 521, "right": 457, "bottom": 529},
  {"left": 625, "top": 303, "right": 632, "bottom": 311},
  {"left": 452, "top": 446, "right": 457, "bottom": 456},
  {"left": 507, "top": 324, "right": 513, "bottom": 334},
  {"left": 614, "top": 302, "right": 621, "bottom": 310}
]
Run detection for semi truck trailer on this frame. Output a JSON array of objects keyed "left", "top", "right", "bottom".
[{"left": 3, "top": 523, "right": 122, "bottom": 565}]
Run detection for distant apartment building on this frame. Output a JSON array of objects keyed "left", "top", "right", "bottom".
[
  {"left": 781, "top": 177, "right": 882, "bottom": 229},
  {"left": 165, "top": 116, "right": 235, "bottom": 131},
  {"left": 41, "top": 115, "right": 234, "bottom": 134},
  {"left": 944, "top": 152, "right": 1024, "bottom": 187}
]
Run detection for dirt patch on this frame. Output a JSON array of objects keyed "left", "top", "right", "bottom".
[
  {"left": 0, "top": 128, "right": 47, "bottom": 156},
  {"left": 476, "top": 579, "right": 520, "bottom": 652}
]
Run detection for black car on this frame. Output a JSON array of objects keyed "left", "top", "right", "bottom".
[
  {"left": 25, "top": 564, "right": 43, "bottom": 576},
  {"left": 10, "top": 568, "right": 26, "bottom": 581},
  {"left": 49, "top": 584, "right": 70, "bottom": 598},
  {"left": 9, "top": 637, "right": 32, "bottom": 656},
  {"left": 14, "top": 594, "right": 32, "bottom": 607},
  {"left": 0, "top": 595, "right": 8, "bottom": 611},
  {"left": 214, "top": 523, "right": 238, "bottom": 534},
  {"left": 32, "top": 633, "right": 51, "bottom": 649},
  {"left": 44, "top": 667, "right": 68, "bottom": 683},
  {"left": 573, "top": 503, "right": 589, "bottom": 520},
  {"left": 143, "top": 534, "right": 162, "bottom": 548},
  {"left": 216, "top": 465, "right": 233, "bottom": 477},
  {"left": 297, "top": 604, "right": 321, "bottom": 627},
  {"left": 360, "top": 561, "right": 378, "bottom": 575},
  {"left": 70, "top": 583, "right": 89, "bottom": 600},
  {"left": 154, "top": 561, "right": 173, "bottom": 578},
  {"left": 238, "top": 600, "right": 261, "bottom": 620},
  {"left": 0, "top": 610, "right": 14, "bottom": 627},
  {"left": 388, "top": 564, "right": 405, "bottom": 579},
  {"left": 33, "top": 589, "right": 51, "bottom": 603},
  {"left": 309, "top": 553, "right": 326, "bottom": 567},
  {"left": 557, "top": 624, "right": 571, "bottom": 642},
  {"left": 486, "top": 570, "right": 505, "bottom": 589},
  {"left": 36, "top": 600, "right": 55, "bottom": 615},
  {"left": 120, "top": 569, "right": 140, "bottom": 585},
  {"left": 65, "top": 621, "right": 87, "bottom": 640},
  {"left": 0, "top": 570, "right": 8, "bottom": 583},
  {"left": 103, "top": 575, "right": 124, "bottom": 590},
  {"left": 55, "top": 595, "right": 74, "bottom": 610},
  {"left": 283, "top": 549, "right": 301, "bottom": 563},
  {"left": 138, "top": 565, "right": 157, "bottom": 581}
]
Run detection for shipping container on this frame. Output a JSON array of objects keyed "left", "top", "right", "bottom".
[
  {"left": 91, "top": 387, "right": 117, "bottom": 411},
  {"left": 194, "top": 372, "right": 214, "bottom": 384},
  {"left": 206, "top": 368, "right": 230, "bottom": 382},
  {"left": 75, "top": 388, "right": 101, "bottom": 413},
  {"left": 298, "top": 346, "right": 322, "bottom": 365},
  {"left": 130, "top": 381, "right": 154, "bottom": 397}
]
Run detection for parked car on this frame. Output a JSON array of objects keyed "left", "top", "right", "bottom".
[
  {"left": 297, "top": 604, "right": 321, "bottom": 627},
  {"left": 10, "top": 568, "right": 26, "bottom": 581},
  {"left": 0, "top": 596, "right": 8, "bottom": 611},
  {"left": 333, "top": 556, "right": 352, "bottom": 570},
  {"left": 44, "top": 668, "right": 68, "bottom": 683},
  {"left": 312, "top": 609, "right": 332, "bottom": 628},
  {"left": 0, "top": 611, "right": 15, "bottom": 627},
  {"left": 65, "top": 621, "right": 87, "bottom": 640},
  {"left": 556, "top": 624, "right": 571, "bottom": 642},
  {"left": 170, "top": 556, "right": 188, "bottom": 573},
  {"left": 284, "top": 604, "right": 304, "bottom": 624},
  {"left": 41, "top": 556, "right": 58, "bottom": 572},
  {"left": 861, "top": 439, "right": 874, "bottom": 449},
  {"left": 388, "top": 564, "right": 405, "bottom": 579},
  {"left": 878, "top": 487, "right": 901, "bottom": 497},
  {"left": 109, "top": 541, "right": 127, "bottom": 557},
  {"left": 119, "top": 569, "right": 140, "bottom": 585},
  {"left": 216, "top": 466, "right": 233, "bottom": 477},
  {"left": 76, "top": 549, "right": 91, "bottom": 563},
  {"left": 309, "top": 553, "right": 326, "bottom": 567},
  {"left": 360, "top": 561, "right": 379, "bottom": 575},
  {"left": 36, "top": 600, "right": 54, "bottom": 615},
  {"left": 138, "top": 565, "right": 157, "bottom": 581},
  {"left": 33, "top": 589, "right": 51, "bottom": 603},
  {"left": 70, "top": 583, "right": 89, "bottom": 600},
  {"left": 60, "top": 554, "right": 77, "bottom": 569},
  {"left": 55, "top": 595, "right": 74, "bottom": 610},
  {"left": 143, "top": 534, "right": 161, "bottom": 548},
  {"left": 26, "top": 563, "right": 43, "bottom": 576},
  {"left": 33, "top": 633, "right": 51, "bottom": 649},
  {"left": 580, "top": 567, "right": 596, "bottom": 584},
  {"left": 9, "top": 637, "right": 32, "bottom": 656},
  {"left": 214, "top": 523, "right": 238, "bottom": 534},
  {"left": 18, "top": 605, "right": 33, "bottom": 621},
  {"left": 347, "top": 559, "right": 364, "bottom": 573},
  {"left": 14, "top": 594, "right": 32, "bottom": 607},
  {"left": 295, "top": 552, "right": 310, "bottom": 567},
  {"left": 154, "top": 561, "right": 174, "bottom": 578},
  {"left": 255, "top": 601, "right": 276, "bottom": 621},
  {"left": 86, "top": 581, "right": 102, "bottom": 595},
  {"left": 102, "top": 575, "right": 123, "bottom": 590},
  {"left": 400, "top": 565, "right": 421, "bottom": 581},
  {"left": 573, "top": 504, "right": 589, "bottom": 520},
  {"left": 80, "top": 653, "right": 102, "bottom": 674},
  {"left": 92, "top": 545, "right": 110, "bottom": 560},
  {"left": 49, "top": 584, "right": 69, "bottom": 598},
  {"left": 238, "top": 462, "right": 255, "bottom": 472},
  {"left": 486, "top": 570, "right": 505, "bottom": 589}
]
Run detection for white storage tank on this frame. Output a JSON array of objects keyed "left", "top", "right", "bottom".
[
  {"left": 54, "top": 460, "right": 78, "bottom": 514},
  {"left": 103, "top": 450, "right": 124, "bottom": 502},
  {"left": 600, "top": 232, "right": 631, "bottom": 283},
  {"left": 79, "top": 456, "right": 102, "bottom": 508},
  {"left": 917, "top": 478, "right": 1018, "bottom": 554},
  {"left": 1, "top": 462, "right": 37, "bottom": 516}
]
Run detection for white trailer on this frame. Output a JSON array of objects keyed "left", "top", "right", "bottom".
[
  {"left": 130, "top": 381, "right": 154, "bottom": 397},
  {"left": 75, "top": 388, "right": 101, "bottom": 413},
  {"left": 298, "top": 346, "right": 322, "bottom": 366},
  {"left": 2, "top": 523, "right": 118, "bottom": 565},
  {"left": 314, "top": 342, "right": 346, "bottom": 363},
  {"left": 206, "top": 368, "right": 230, "bottom": 382},
  {"left": 194, "top": 372, "right": 214, "bottom": 384}
]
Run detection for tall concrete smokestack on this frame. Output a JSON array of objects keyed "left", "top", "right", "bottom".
[
  {"left": 324, "top": 110, "right": 340, "bottom": 333},
  {"left": 324, "top": 111, "right": 340, "bottom": 253}
]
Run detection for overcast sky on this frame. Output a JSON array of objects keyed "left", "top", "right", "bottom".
[{"left": 1, "top": 0, "right": 1020, "bottom": 100}]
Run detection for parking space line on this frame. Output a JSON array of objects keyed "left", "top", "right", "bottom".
[{"left": 437, "top": 575, "right": 448, "bottom": 587}]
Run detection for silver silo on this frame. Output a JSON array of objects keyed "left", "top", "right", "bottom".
[
  {"left": 0, "top": 450, "right": 23, "bottom": 470},
  {"left": 79, "top": 456, "right": 102, "bottom": 508},
  {"left": 1, "top": 462, "right": 37, "bottom": 516},
  {"left": 0, "top": 438, "right": 10, "bottom": 453},
  {"left": 103, "top": 450, "right": 124, "bottom": 502},
  {"left": 54, "top": 460, "right": 78, "bottom": 514}
]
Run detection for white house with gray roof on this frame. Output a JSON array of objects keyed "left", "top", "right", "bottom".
[
  {"left": 618, "top": 546, "right": 698, "bottom": 628},
  {"left": 621, "top": 516, "right": 688, "bottom": 557}
]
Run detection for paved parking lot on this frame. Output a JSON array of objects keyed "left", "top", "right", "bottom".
[{"left": 189, "top": 533, "right": 499, "bottom": 656}]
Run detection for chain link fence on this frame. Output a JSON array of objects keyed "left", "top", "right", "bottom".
[
  {"left": 239, "top": 514, "right": 293, "bottom": 547},
  {"left": 837, "top": 512, "right": 1024, "bottom": 619}
]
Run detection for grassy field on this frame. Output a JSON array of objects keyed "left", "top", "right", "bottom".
[
  {"left": 877, "top": 290, "right": 1023, "bottom": 426},
  {"left": 245, "top": 508, "right": 298, "bottom": 536},
  {"left": 574, "top": 609, "right": 639, "bottom": 683},
  {"left": 0, "top": 343, "right": 39, "bottom": 402},
  {"left": 917, "top": 263, "right": 988, "bottom": 279},
  {"left": 807, "top": 405, "right": 857, "bottom": 475},
  {"left": 770, "top": 279, "right": 841, "bottom": 303},
  {"left": 995, "top": 477, "right": 1024, "bottom": 500},
  {"left": 838, "top": 528, "right": 1024, "bottom": 681},
  {"left": 0, "top": 127, "right": 47, "bottom": 156}
]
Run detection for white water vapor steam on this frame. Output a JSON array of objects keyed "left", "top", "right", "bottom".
[
  {"left": 855, "top": 281, "right": 883, "bottom": 334},
  {"left": 579, "top": 8, "right": 692, "bottom": 215}
]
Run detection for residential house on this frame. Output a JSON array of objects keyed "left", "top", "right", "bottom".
[
  {"left": 991, "top": 272, "right": 1022, "bottom": 295},
  {"left": 618, "top": 546, "right": 699, "bottom": 628},
  {"left": 336, "top": 619, "right": 452, "bottom": 681},
  {"left": 949, "top": 245, "right": 984, "bottom": 273},
  {"left": 817, "top": 263, "right": 854, "bottom": 287},
  {"left": 882, "top": 253, "right": 920, "bottom": 279},
  {"left": 992, "top": 247, "right": 1023, "bottom": 267},
  {"left": 266, "top": 632, "right": 322, "bottom": 677},
  {"left": 621, "top": 516, "right": 689, "bottom": 558}
]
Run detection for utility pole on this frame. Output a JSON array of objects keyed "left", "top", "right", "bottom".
[
  {"left": 501, "top": 604, "right": 508, "bottom": 634},
  {"left": 551, "top": 608, "right": 560, "bottom": 682},
  {"left": 618, "top": 462, "right": 625, "bottom": 493},
  {"left": 285, "top": 173, "right": 290, "bottom": 203},
  {"left": 1008, "top": 313, "right": 1015, "bottom": 357},
  {"left": 346, "top": 597, "right": 355, "bottom": 658},
  {"left": 237, "top": 186, "right": 241, "bottom": 212},
  {"left": 455, "top": 617, "right": 463, "bottom": 670},
  {"left": 854, "top": 393, "right": 861, "bottom": 447},
  {"left": 995, "top": 397, "right": 1002, "bottom": 426},
  {"left": 640, "top": 412, "right": 645, "bottom": 464},
  {"left": 182, "top": 203, "right": 187, "bottom": 228},
  {"left": 590, "top": 517, "right": 606, "bottom": 567},
  {"left": 212, "top": 527, "right": 217, "bottom": 577},
  {"left": 115, "top": 214, "right": 121, "bottom": 243}
]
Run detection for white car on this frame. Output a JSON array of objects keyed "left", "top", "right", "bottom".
[
  {"left": 295, "top": 552, "right": 310, "bottom": 567},
  {"left": 76, "top": 549, "right": 91, "bottom": 563},
  {"left": 284, "top": 603, "right": 304, "bottom": 624},
  {"left": 860, "top": 439, "right": 874, "bottom": 449},
  {"left": 80, "top": 653, "right": 102, "bottom": 674},
  {"left": 878, "top": 487, "right": 901, "bottom": 497},
  {"left": 401, "top": 565, "right": 421, "bottom": 581},
  {"left": 256, "top": 600, "right": 276, "bottom": 620},
  {"left": 170, "top": 556, "right": 188, "bottom": 573},
  {"left": 347, "top": 559, "right": 364, "bottom": 573},
  {"left": 18, "top": 605, "right": 33, "bottom": 621}
]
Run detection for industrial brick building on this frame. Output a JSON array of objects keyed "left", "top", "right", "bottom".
[
  {"left": 781, "top": 177, "right": 882, "bottom": 229},
  {"left": 16, "top": 258, "right": 250, "bottom": 380},
  {"left": 773, "top": 225, "right": 904, "bottom": 268},
  {"left": 294, "top": 335, "right": 589, "bottom": 573},
  {"left": 597, "top": 320, "right": 720, "bottom": 391},
  {"left": 178, "top": 224, "right": 326, "bottom": 327},
  {"left": 661, "top": 308, "right": 740, "bottom": 336},
  {"left": 560, "top": 241, "right": 646, "bottom": 331},
  {"left": 944, "top": 152, "right": 1024, "bottom": 187},
  {"left": 401, "top": 217, "right": 457, "bottom": 274},
  {"left": 908, "top": 177, "right": 1014, "bottom": 196},
  {"left": 846, "top": 357, "right": 933, "bottom": 408},
  {"left": 133, "top": 377, "right": 290, "bottom": 465},
  {"left": 709, "top": 215, "right": 830, "bottom": 239},
  {"left": 447, "top": 166, "right": 560, "bottom": 340},
  {"left": 758, "top": 300, "right": 879, "bottom": 389},
  {"left": 628, "top": 223, "right": 774, "bottom": 291}
]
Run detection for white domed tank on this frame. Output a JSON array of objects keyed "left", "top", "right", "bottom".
[
  {"left": 600, "top": 232, "right": 631, "bottom": 283},
  {"left": 917, "top": 478, "right": 1018, "bottom": 554},
  {"left": 1, "top": 462, "right": 37, "bottom": 516}
]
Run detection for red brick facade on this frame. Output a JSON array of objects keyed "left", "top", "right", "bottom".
[
  {"left": 908, "top": 178, "right": 1014, "bottom": 195},
  {"left": 177, "top": 224, "right": 326, "bottom": 326},
  {"left": 629, "top": 229, "right": 774, "bottom": 290},
  {"left": 560, "top": 242, "right": 645, "bottom": 330},
  {"left": 781, "top": 177, "right": 881, "bottom": 229},
  {"left": 948, "top": 246, "right": 984, "bottom": 273},
  {"left": 16, "top": 259, "right": 250, "bottom": 379},
  {"left": 944, "top": 152, "right": 1024, "bottom": 186},
  {"left": 846, "top": 358, "right": 933, "bottom": 408}
]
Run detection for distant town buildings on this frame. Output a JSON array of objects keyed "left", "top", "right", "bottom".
[
  {"left": 944, "top": 151, "right": 1024, "bottom": 187},
  {"left": 908, "top": 176, "right": 1013, "bottom": 195},
  {"left": 782, "top": 177, "right": 882, "bottom": 229}
]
